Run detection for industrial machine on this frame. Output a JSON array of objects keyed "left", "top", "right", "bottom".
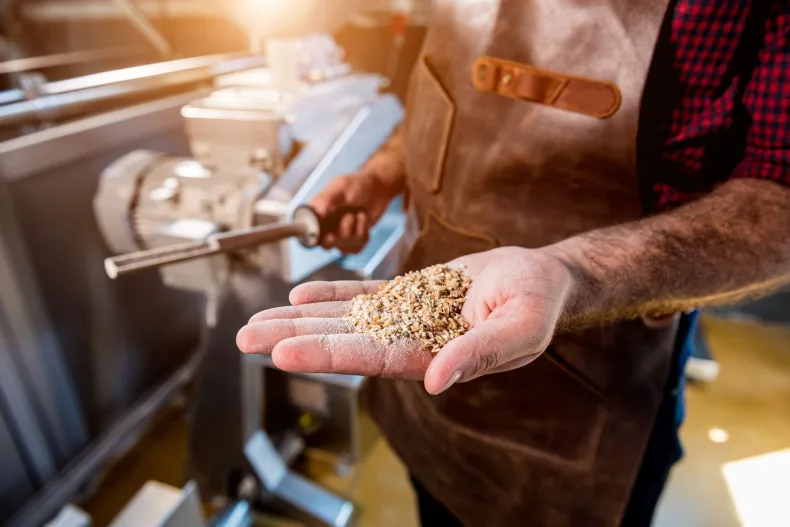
[
  {"left": 0, "top": 1, "right": 431, "bottom": 525},
  {"left": 88, "top": 5, "right": 408, "bottom": 527}
]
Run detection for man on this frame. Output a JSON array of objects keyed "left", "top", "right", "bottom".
[{"left": 237, "top": 1, "right": 790, "bottom": 525}]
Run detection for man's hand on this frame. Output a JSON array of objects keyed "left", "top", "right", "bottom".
[
  {"left": 237, "top": 247, "right": 574, "bottom": 394},
  {"left": 310, "top": 130, "right": 406, "bottom": 254},
  {"left": 310, "top": 172, "right": 396, "bottom": 254}
]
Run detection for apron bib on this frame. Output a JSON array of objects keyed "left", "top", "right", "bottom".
[{"left": 366, "top": 1, "right": 678, "bottom": 525}]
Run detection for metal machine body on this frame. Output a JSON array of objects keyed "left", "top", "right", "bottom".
[
  {"left": 94, "top": 52, "right": 404, "bottom": 307},
  {"left": 92, "top": 36, "right": 406, "bottom": 526},
  {"left": 0, "top": 1, "right": 421, "bottom": 524}
]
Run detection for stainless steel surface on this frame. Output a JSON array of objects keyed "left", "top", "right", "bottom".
[
  {"left": 6, "top": 352, "right": 202, "bottom": 527},
  {"left": 42, "top": 54, "right": 256, "bottom": 95},
  {"left": 105, "top": 239, "right": 220, "bottom": 278},
  {"left": 208, "top": 501, "right": 253, "bottom": 527},
  {"left": 80, "top": 34, "right": 403, "bottom": 526},
  {"left": 0, "top": 91, "right": 205, "bottom": 182},
  {"left": 95, "top": 65, "right": 402, "bottom": 289},
  {"left": 22, "top": 0, "right": 219, "bottom": 21},
  {"left": 244, "top": 431, "right": 355, "bottom": 527},
  {"left": 0, "top": 413, "right": 36, "bottom": 523},
  {"left": 104, "top": 222, "right": 307, "bottom": 278},
  {"left": 109, "top": 0, "right": 172, "bottom": 56},
  {"left": 0, "top": 185, "right": 88, "bottom": 476},
  {"left": 108, "top": 481, "right": 204, "bottom": 527},
  {"left": 1, "top": 83, "right": 204, "bottom": 525},
  {"left": 0, "top": 89, "right": 25, "bottom": 106},
  {"left": 243, "top": 351, "right": 366, "bottom": 467},
  {"left": 0, "top": 54, "right": 266, "bottom": 126},
  {"left": 182, "top": 88, "right": 293, "bottom": 178},
  {"left": 276, "top": 473, "right": 355, "bottom": 527}
]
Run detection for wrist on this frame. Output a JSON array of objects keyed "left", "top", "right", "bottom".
[
  {"left": 542, "top": 241, "right": 599, "bottom": 330},
  {"left": 361, "top": 155, "right": 405, "bottom": 198}
]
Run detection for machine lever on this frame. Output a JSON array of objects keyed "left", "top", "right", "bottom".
[{"left": 104, "top": 205, "right": 323, "bottom": 279}]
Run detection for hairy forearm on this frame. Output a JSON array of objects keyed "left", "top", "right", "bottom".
[
  {"left": 361, "top": 128, "right": 406, "bottom": 196},
  {"left": 547, "top": 179, "right": 790, "bottom": 328}
]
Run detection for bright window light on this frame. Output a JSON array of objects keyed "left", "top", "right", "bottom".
[{"left": 722, "top": 449, "right": 790, "bottom": 527}]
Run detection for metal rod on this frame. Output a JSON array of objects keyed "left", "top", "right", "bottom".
[
  {"left": 104, "top": 222, "right": 307, "bottom": 279},
  {"left": 212, "top": 223, "right": 304, "bottom": 251},
  {"left": 0, "top": 53, "right": 266, "bottom": 126},
  {"left": 0, "top": 46, "right": 141, "bottom": 76},
  {"left": 104, "top": 240, "right": 217, "bottom": 279}
]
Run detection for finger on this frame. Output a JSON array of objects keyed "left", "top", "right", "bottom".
[
  {"left": 289, "top": 280, "right": 384, "bottom": 305},
  {"left": 355, "top": 212, "right": 368, "bottom": 239},
  {"left": 248, "top": 301, "right": 351, "bottom": 324},
  {"left": 424, "top": 318, "right": 535, "bottom": 394},
  {"left": 335, "top": 235, "right": 367, "bottom": 255},
  {"left": 237, "top": 318, "right": 351, "bottom": 354},
  {"left": 339, "top": 212, "right": 356, "bottom": 239},
  {"left": 272, "top": 334, "right": 432, "bottom": 380}
]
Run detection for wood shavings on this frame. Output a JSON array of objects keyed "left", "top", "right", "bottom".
[{"left": 346, "top": 265, "right": 471, "bottom": 353}]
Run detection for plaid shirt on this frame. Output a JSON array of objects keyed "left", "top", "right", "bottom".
[{"left": 651, "top": 0, "right": 790, "bottom": 210}]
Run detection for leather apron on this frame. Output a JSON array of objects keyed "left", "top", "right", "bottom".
[{"left": 366, "top": 1, "right": 678, "bottom": 526}]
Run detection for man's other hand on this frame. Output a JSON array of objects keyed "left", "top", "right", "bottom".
[{"left": 310, "top": 172, "right": 398, "bottom": 254}]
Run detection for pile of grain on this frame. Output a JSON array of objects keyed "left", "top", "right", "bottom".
[{"left": 346, "top": 264, "right": 471, "bottom": 352}]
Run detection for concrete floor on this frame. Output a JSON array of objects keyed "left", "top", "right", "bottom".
[
  {"left": 81, "top": 316, "right": 790, "bottom": 526},
  {"left": 653, "top": 317, "right": 790, "bottom": 527}
]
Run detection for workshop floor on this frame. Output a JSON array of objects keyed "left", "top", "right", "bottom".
[{"left": 81, "top": 316, "right": 790, "bottom": 527}]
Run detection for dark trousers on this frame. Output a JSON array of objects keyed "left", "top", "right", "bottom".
[{"left": 411, "top": 314, "right": 696, "bottom": 527}]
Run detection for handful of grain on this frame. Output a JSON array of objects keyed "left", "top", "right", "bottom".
[{"left": 346, "top": 264, "right": 471, "bottom": 353}]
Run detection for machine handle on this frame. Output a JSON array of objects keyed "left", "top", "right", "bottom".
[
  {"left": 304, "top": 205, "right": 367, "bottom": 247},
  {"left": 103, "top": 206, "right": 326, "bottom": 279}
]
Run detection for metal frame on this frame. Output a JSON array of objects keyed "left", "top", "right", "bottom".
[
  {"left": 0, "top": 47, "right": 142, "bottom": 76},
  {"left": 7, "top": 352, "right": 202, "bottom": 527},
  {"left": 0, "top": 90, "right": 205, "bottom": 182},
  {"left": 0, "top": 54, "right": 266, "bottom": 127},
  {"left": 241, "top": 354, "right": 359, "bottom": 526},
  {"left": 0, "top": 183, "right": 87, "bottom": 473},
  {"left": 0, "top": 87, "right": 209, "bottom": 527}
]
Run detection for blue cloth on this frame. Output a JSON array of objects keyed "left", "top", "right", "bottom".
[
  {"left": 674, "top": 310, "right": 701, "bottom": 430},
  {"left": 619, "top": 310, "right": 700, "bottom": 526}
]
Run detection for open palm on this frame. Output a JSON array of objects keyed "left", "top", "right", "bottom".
[{"left": 237, "top": 247, "right": 574, "bottom": 394}]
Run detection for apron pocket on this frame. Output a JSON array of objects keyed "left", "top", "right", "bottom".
[
  {"left": 432, "top": 350, "right": 608, "bottom": 471},
  {"left": 402, "top": 211, "right": 606, "bottom": 470},
  {"left": 405, "top": 55, "right": 456, "bottom": 194}
]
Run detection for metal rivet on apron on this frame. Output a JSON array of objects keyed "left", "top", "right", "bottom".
[
  {"left": 502, "top": 72, "right": 513, "bottom": 86},
  {"left": 478, "top": 65, "right": 487, "bottom": 80}
]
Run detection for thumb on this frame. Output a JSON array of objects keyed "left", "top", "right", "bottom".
[{"left": 423, "top": 318, "right": 516, "bottom": 395}]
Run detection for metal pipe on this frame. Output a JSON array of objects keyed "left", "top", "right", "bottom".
[
  {"left": 42, "top": 53, "right": 258, "bottom": 95},
  {"left": 0, "top": 53, "right": 266, "bottom": 126},
  {"left": 0, "top": 46, "right": 141, "bottom": 76}
]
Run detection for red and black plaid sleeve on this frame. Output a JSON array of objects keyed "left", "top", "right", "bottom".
[
  {"left": 731, "top": 2, "right": 790, "bottom": 185},
  {"left": 650, "top": 0, "right": 790, "bottom": 211}
]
